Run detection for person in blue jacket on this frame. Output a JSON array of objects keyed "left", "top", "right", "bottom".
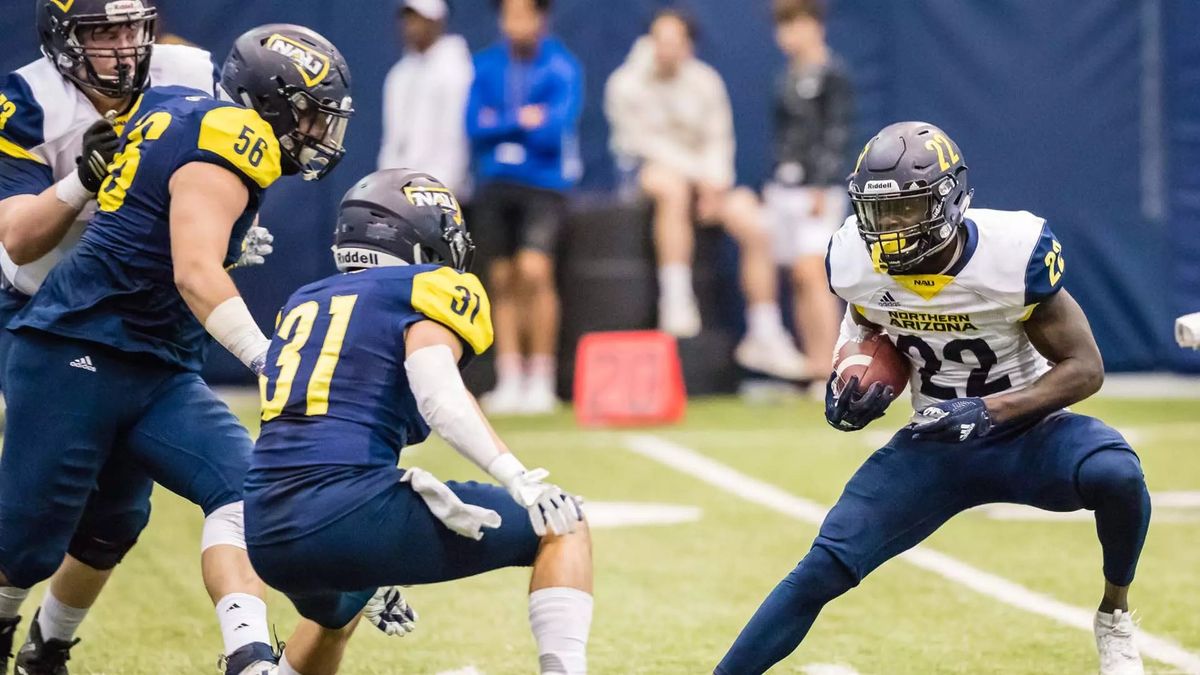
[{"left": 466, "top": 0, "right": 583, "bottom": 416}]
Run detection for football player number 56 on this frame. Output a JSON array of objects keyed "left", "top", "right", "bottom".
[
  {"left": 233, "top": 125, "right": 269, "bottom": 168},
  {"left": 260, "top": 294, "right": 359, "bottom": 421}
]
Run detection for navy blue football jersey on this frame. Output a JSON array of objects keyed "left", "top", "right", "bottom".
[
  {"left": 13, "top": 85, "right": 282, "bottom": 370},
  {"left": 254, "top": 264, "right": 494, "bottom": 470}
]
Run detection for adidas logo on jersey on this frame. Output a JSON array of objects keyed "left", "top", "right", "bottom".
[
  {"left": 877, "top": 291, "right": 901, "bottom": 308},
  {"left": 69, "top": 356, "right": 97, "bottom": 372}
]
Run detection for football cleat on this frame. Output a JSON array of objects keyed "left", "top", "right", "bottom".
[
  {"left": 217, "top": 641, "right": 278, "bottom": 675},
  {"left": 0, "top": 615, "right": 20, "bottom": 672},
  {"left": 14, "top": 611, "right": 79, "bottom": 675},
  {"left": 1094, "top": 609, "right": 1144, "bottom": 675},
  {"left": 734, "top": 331, "right": 808, "bottom": 381}
]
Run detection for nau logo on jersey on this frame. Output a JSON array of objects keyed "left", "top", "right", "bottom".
[
  {"left": 0, "top": 94, "right": 15, "bottom": 131},
  {"left": 887, "top": 310, "right": 978, "bottom": 332},
  {"left": 403, "top": 186, "right": 464, "bottom": 226},
  {"left": 266, "top": 34, "right": 330, "bottom": 88}
]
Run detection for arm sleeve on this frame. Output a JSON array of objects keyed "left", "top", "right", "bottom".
[
  {"left": 699, "top": 72, "right": 736, "bottom": 188},
  {"left": 464, "top": 57, "right": 522, "bottom": 146},
  {"left": 409, "top": 267, "right": 495, "bottom": 355},
  {"left": 1023, "top": 222, "right": 1066, "bottom": 307},
  {"left": 811, "top": 66, "right": 854, "bottom": 185},
  {"left": 524, "top": 57, "right": 584, "bottom": 153}
]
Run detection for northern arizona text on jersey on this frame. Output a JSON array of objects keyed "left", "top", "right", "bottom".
[
  {"left": 826, "top": 208, "right": 1066, "bottom": 412},
  {"left": 12, "top": 85, "right": 282, "bottom": 371},
  {"left": 0, "top": 44, "right": 217, "bottom": 295},
  {"left": 249, "top": 263, "right": 494, "bottom": 545}
]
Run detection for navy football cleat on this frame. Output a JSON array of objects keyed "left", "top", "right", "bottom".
[
  {"left": 217, "top": 641, "right": 278, "bottom": 675},
  {"left": 14, "top": 610, "right": 79, "bottom": 675}
]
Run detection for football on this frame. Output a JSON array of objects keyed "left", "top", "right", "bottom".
[{"left": 834, "top": 331, "right": 911, "bottom": 397}]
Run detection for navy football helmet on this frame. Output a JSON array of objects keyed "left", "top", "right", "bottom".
[
  {"left": 37, "top": 0, "right": 158, "bottom": 99},
  {"left": 333, "top": 170, "right": 475, "bottom": 273},
  {"left": 847, "top": 121, "right": 973, "bottom": 273},
  {"left": 221, "top": 24, "right": 353, "bottom": 181}
]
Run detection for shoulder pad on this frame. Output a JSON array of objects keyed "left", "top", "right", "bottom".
[
  {"left": 826, "top": 216, "right": 881, "bottom": 303},
  {"left": 410, "top": 267, "right": 494, "bottom": 355},
  {"left": 196, "top": 105, "right": 282, "bottom": 189},
  {"left": 958, "top": 209, "right": 1060, "bottom": 309}
]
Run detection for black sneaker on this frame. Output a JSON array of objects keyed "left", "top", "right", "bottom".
[
  {"left": 14, "top": 611, "right": 78, "bottom": 675},
  {"left": 0, "top": 615, "right": 20, "bottom": 672}
]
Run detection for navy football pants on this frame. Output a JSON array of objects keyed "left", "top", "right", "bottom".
[
  {"left": 246, "top": 473, "right": 542, "bottom": 629},
  {"left": 716, "top": 411, "right": 1151, "bottom": 675},
  {"left": 0, "top": 329, "right": 251, "bottom": 587}
]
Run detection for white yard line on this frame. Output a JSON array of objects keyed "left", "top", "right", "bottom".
[
  {"left": 625, "top": 434, "right": 1200, "bottom": 674},
  {"left": 801, "top": 665, "right": 861, "bottom": 675}
]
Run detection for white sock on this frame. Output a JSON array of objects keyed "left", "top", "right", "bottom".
[
  {"left": 215, "top": 593, "right": 270, "bottom": 656},
  {"left": 528, "top": 354, "right": 556, "bottom": 392},
  {"left": 657, "top": 264, "right": 693, "bottom": 303},
  {"left": 37, "top": 591, "right": 88, "bottom": 642},
  {"left": 745, "top": 302, "right": 785, "bottom": 339},
  {"left": 495, "top": 353, "right": 524, "bottom": 390},
  {"left": 0, "top": 586, "right": 29, "bottom": 620},
  {"left": 279, "top": 651, "right": 306, "bottom": 675},
  {"left": 529, "top": 587, "right": 592, "bottom": 675}
]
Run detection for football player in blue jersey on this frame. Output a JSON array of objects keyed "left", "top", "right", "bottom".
[
  {"left": 716, "top": 122, "right": 1151, "bottom": 675},
  {"left": 0, "top": 23, "right": 353, "bottom": 675},
  {"left": 243, "top": 169, "right": 593, "bottom": 675},
  {"left": 0, "top": 1, "right": 267, "bottom": 671}
]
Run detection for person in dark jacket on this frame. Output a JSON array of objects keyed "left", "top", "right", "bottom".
[
  {"left": 766, "top": 0, "right": 853, "bottom": 380},
  {"left": 467, "top": 0, "right": 583, "bottom": 415}
]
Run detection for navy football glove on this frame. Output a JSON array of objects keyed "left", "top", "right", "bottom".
[
  {"left": 825, "top": 374, "right": 895, "bottom": 432},
  {"left": 908, "top": 397, "right": 993, "bottom": 442}
]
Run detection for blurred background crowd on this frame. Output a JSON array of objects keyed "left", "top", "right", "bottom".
[{"left": 3, "top": 0, "right": 1197, "bottom": 411}]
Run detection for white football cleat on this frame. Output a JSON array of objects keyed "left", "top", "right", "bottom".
[
  {"left": 659, "top": 295, "right": 701, "bottom": 339},
  {"left": 734, "top": 330, "right": 808, "bottom": 381},
  {"left": 480, "top": 378, "right": 526, "bottom": 416},
  {"left": 1094, "top": 609, "right": 1144, "bottom": 675}
]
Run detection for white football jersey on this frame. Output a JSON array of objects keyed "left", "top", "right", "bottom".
[
  {"left": 0, "top": 44, "right": 217, "bottom": 295},
  {"left": 827, "top": 208, "right": 1066, "bottom": 413}
]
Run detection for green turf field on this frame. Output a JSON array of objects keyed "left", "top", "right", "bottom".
[{"left": 13, "top": 394, "right": 1200, "bottom": 674}]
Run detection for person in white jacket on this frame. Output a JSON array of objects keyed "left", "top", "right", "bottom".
[
  {"left": 604, "top": 9, "right": 807, "bottom": 381},
  {"left": 378, "top": 0, "right": 473, "bottom": 196}
]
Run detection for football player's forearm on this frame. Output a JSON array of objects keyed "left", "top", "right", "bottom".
[
  {"left": 986, "top": 357, "right": 1103, "bottom": 424},
  {"left": 0, "top": 191, "right": 82, "bottom": 265},
  {"left": 174, "top": 261, "right": 240, "bottom": 323}
]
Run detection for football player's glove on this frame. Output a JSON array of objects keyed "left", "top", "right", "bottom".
[
  {"left": 825, "top": 374, "right": 894, "bottom": 432},
  {"left": 1175, "top": 312, "right": 1200, "bottom": 349},
  {"left": 908, "top": 397, "right": 992, "bottom": 442},
  {"left": 76, "top": 119, "right": 121, "bottom": 193},
  {"left": 400, "top": 467, "right": 502, "bottom": 540},
  {"left": 505, "top": 468, "right": 583, "bottom": 537},
  {"left": 363, "top": 586, "right": 417, "bottom": 637},
  {"left": 227, "top": 225, "right": 275, "bottom": 271}
]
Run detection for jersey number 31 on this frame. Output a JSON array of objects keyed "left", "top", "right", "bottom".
[{"left": 260, "top": 295, "right": 358, "bottom": 421}]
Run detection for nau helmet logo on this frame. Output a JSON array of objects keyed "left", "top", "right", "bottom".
[
  {"left": 404, "top": 186, "right": 463, "bottom": 226},
  {"left": 265, "top": 34, "right": 330, "bottom": 88},
  {"left": 49, "top": 0, "right": 74, "bottom": 11}
]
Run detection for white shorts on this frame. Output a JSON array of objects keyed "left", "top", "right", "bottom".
[{"left": 764, "top": 184, "right": 848, "bottom": 263}]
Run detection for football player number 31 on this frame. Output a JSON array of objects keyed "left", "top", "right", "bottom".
[{"left": 260, "top": 294, "right": 359, "bottom": 421}]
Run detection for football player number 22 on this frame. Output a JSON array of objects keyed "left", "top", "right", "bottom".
[
  {"left": 260, "top": 294, "right": 359, "bottom": 421},
  {"left": 895, "top": 335, "right": 1012, "bottom": 399}
]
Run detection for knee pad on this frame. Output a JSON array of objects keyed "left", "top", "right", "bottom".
[
  {"left": 784, "top": 546, "right": 859, "bottom": 606},
  {"left": 67, "top": 532, "right": 139, "bottom": 571},
  {"left": 1078, "top": 450, "right": 1146, "bottom": 508},
  {"left": 202, "top": 501, "right": 246, "bottom": 553}
]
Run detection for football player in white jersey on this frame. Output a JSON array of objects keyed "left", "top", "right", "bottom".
[
  {"left": 0, "top": 1, "right": 273, "bottom": 672},
  {"left": 716, "top": 122, "right": 1151, "bottom": 675}
]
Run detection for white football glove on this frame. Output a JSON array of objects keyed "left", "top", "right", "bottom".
[
  {"left": 227, "top": 225, "right": 275, "bottom": 270},
  {"left": 505, "top": 468, "right": 582, "bottom": 537},
  {"left": 363, "top": 586, "right": 417, "bottom": 637},
  {"left": 1175, "top": 312, "right": 1200, "bottom": 349},
  {"left": 401, "top": 466, "right": 502, "bottom": 540}
]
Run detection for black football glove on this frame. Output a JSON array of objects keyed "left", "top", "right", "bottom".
[
  {"left": 76, "top": 119, "right": 121, "bottom": 193},
  {"left": 825, "top": 374, "right": 895, "bottom": 432},
  {"left": 907, "top": 397, "right": 993, "bottom": 442}
]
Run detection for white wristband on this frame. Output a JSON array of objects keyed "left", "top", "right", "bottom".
[
  {"left": 486, "top": 453, "right": 528, "bottom": 489},
  {"left": 54, "top": 170, "right": 94, "bottom": 211},
  {"left": 204, "top": 296, "right": 269, "bottom": 371}
]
